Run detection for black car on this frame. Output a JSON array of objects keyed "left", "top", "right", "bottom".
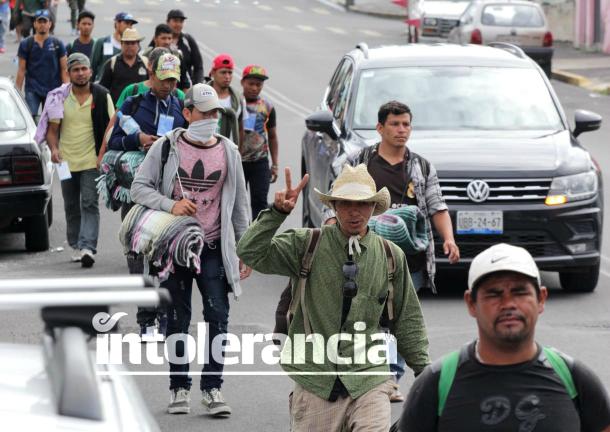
[
  {"left": 301, "top": 43, "right": 603, "bottom": 292},
  {"left": 0, "top": 77, "right": 53, "bottom": 252}
]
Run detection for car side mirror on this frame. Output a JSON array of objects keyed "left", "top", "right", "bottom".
[
  {"left": 306, "top": 110, "right": 340, "bottom": 141},
  {"left": 573, "top": 109, "right": 602, "bottom": 138}
]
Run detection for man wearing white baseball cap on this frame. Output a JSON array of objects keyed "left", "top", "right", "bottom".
[
  {"left": 131, "top": 83, "right": 251, "bottom": 418},
  {"left": 397, "top": 243, "right": 610, "bottom": 431}
]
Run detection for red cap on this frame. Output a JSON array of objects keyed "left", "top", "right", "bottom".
[
  {"left": 242, "top": 64, "right": 268, "bottom": 81},
  {"left": 212, "top": 54, "right": 234, "bottom": 71}
]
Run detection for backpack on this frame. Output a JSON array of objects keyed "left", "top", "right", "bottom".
[
  {"left": 109, "top": 53, "right": 148, "bottom": 72},
  {"left": 274, "top": 229, "right": 398, "bottom": 337},
  {"left": 437, "top": 345, "right": 578, "bottom": 417}
]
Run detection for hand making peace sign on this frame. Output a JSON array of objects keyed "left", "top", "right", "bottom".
[{"left": 273, "top": 168, "right": 309, "bottom": 214}]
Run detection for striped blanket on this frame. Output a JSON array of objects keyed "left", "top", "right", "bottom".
[
  {"left": 96, "top": 150, "right": 146, "bottom": 211},
  {"left": 368, "top": 205, "right": 429, "bottom": 255},
  {"left": 119, "top": 204, "right": 205, "bottom": 281}
]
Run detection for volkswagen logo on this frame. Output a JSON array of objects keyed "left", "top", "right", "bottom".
[{"left": 467, "top": 180, "right": 490, "bottom": 203}]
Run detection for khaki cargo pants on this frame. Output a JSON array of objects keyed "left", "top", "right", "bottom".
[{"left": 289, "top": 380, "right": 394, "bottom": 432}]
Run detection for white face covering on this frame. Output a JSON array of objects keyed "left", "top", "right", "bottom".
[{"left": 186, "top": 118, "right": 218, "bottom": 143}]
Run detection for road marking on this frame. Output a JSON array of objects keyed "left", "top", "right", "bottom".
[
  {"left": 601, "top": 268, "right": 610, "bottom": 279},
  {"left": 257, "top": 4, "right": 272, "bottom": 11},
  {"left": 602, "top": 255, "right": 610, "bottom": 263},
  {"left": 264, "top": 24, "right": 283, "bottom": 31},
  {"left": 360, "top": 29, "right": 382, "bottom": 37},
  {"left": 327, "top": 26, "right": 346, "bottom": 34},
  {"left": 202, "top": 20, "right": 219, "bottom": 27},
  {"left": 312, "top": 7, "right": 331, "bottom": 15},
  {"left": 138, "top": 17, "right": 153, "bottom": 24},
  {"left": 145, "top": 0, "right": 156, "bottom": 5},
  {"left": 115, "top": 0, "right": 130, "bottom": 4},
  {"left": 284, "top": 5, "right": 302, "bottom": 13},
  {"left": 102, "top": 16, "right": 113, "bottom": 22},
  {"left": 196, "top": 39, "right": 312, "bottom": 119},
  {"left": 297, "top": 25, "right": 315, "bottom": 32},
  {"left": 314, "top": 0, "right": 345, "bottom": 12},
  {"left": 88, "top": 0, "right": 102, "bottom": 3},
  {"left": 232, "top": 21, "right": 250, "bottom": 29}
]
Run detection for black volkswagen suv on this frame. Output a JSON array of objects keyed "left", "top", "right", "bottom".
[{"left": 301, "top": 43, "right": 603, "bottom": 292}]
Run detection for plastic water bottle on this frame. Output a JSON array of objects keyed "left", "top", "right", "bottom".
[{"left": 117, "top": 111, "right": 141, "bottom": 135}]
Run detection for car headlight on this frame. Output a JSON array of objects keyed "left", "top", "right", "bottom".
[
  {"left": 424, "top": 18, "right": 438, "bottom": 26},
  {"left": 545, "top": 171, "right": 598, "bottom": 205}
]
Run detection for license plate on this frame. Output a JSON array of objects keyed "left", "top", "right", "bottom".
[
  {"left": 457, "top": 211, "right": 503, "bottom": 235},
  {"left": 497, "top": 36, "right": 521, "bottom": 44}
]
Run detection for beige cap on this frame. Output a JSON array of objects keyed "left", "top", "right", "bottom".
[{"left": 468, "top": 243, "right": 541, "bottom": 290}]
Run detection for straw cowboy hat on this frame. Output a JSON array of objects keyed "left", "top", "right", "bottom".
[
  {"left": 315, "top": 164, "right": 391, "bottom": 216},
  {"left": 121, "top": 28, "right": 145, "bottom": 42}
]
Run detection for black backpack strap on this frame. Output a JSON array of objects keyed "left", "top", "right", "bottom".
[
  {"left": 127, "top": 93, "right": 144, "bottom": 117},
  {"left": 132, "top": 83, "right": 140, "bottom": 97},
  {"left": 159, "top": 137, "right": 171, "bottom": 186}
]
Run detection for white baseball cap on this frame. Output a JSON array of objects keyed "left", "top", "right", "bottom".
[
  {"left": 468, "top": 243, "right": 541, "bottom": 290},
  {"left": 184, "top": 84, "right": 225, "bottom": 113}
]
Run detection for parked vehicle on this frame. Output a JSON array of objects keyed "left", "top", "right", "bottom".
[
  {"left": 421, "top": 0, "right": 470, "bottom": 38},
  {"left": 0, "top": 276, "right": 167, "bottom": 430},
  {"left": 301, "top": 43, "right": 603, "bottom": 292},
  {"left": 0, "top": 77, "right": 53, "bottom": 252},
  {"left": 448, "top": 0, "right": 553, "bottom": 76}
]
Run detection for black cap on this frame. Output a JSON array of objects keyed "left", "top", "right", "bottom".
[
  {"left": 167, "top": 9, "right": 187, "bottom": 20},
  {"left": 77, "top": 10, "right": 95, "bottom": 22}
]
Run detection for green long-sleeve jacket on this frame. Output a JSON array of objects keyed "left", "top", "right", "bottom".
[{"left": 237, "top": 208, "right": 431, "bottom": 400}]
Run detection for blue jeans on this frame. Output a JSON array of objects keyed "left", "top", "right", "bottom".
[
  {"left": 163, "top": 242, "right": 230, "bottom": 391},
  {"left": 242, "top": 158, "right": 270, "bottom": 220},
  {"left": 60, "top": 168, "right": 100, "bottom": 253},
  {"left": 0, "top": 7, "right": 9, "bottom": 50},
  {"left": 25, "top": 90, "right": 46, "bottom": 119},
  {"left": 390, "top": 270, "right": 426, "bottom": 381}
]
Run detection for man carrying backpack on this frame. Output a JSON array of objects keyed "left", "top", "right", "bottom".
[
  {"left": 166, "top": 9, "right": 203, "bottom": 90},
  {"left": 90, "top": 11, "right": 137, "bottom": 80},
  {"left": 238, "top": 164, "right": 430, "bottom": 432},
  {"left": 397, "top": 243, "right": 610, "bottom": 431},
  {"left": 15, "top": 8, "right": 67, "bottom": 118}
]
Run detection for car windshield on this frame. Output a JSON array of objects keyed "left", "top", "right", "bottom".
[
  {"left": 482, "top": 4, "right": 545, "bottom": 27},
  {"left": 0, "top": 89, "right": 27, "bottom": 131},
  {"left": 352, "top": 66, "right": 562, "bottom": 131}
]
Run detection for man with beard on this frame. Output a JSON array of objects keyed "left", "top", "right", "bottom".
[
  {"left": 397, "top": 243, "right": 610, "bottom": 432},
  {"left": 46, "top": 53, "right": 114, "bottom": 267}
]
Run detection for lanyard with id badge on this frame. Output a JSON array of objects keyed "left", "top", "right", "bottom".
[{"left": 156, "top": 99, "right": 175, "bottom": 136}]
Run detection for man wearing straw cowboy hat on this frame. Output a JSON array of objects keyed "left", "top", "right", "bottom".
[{"left": 238, "top": 164, "right": 430, "bottom": 431}]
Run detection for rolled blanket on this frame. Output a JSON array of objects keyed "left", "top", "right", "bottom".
[
  {"left": 96, "top": 150, "right": 145, "bottom": 211},
  {"left": 368, "top": 205, "right": 429, "bottom": 255},
  {"left": 119, "top": 204, "right": 205, "bottom": 281}
]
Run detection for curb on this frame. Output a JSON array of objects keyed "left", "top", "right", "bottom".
[
  {"left": 348, "top": 6, "right": 406, "bottom": 19},
  {"left": 552, "top": 69, "right": 610, "bottom": 95}
]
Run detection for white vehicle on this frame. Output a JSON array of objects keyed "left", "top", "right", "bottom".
[
  {"left": 421, "top": 0, "right": 471, "bottom": 38},
  {"left": 448, "top": 0, "right": 553, "bottom": 76},
  {"left": 0, "top": 276, "right": 167, "bottom": 431}
]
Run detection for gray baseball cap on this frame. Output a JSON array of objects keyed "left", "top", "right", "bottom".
[
  {"left": 67, "top": 53, "right": 91, "bottom": 70},
  {"left": 184, "top": 84, "right": 225, "bottom": 113}
]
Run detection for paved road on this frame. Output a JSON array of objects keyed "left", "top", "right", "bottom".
[{"left": 0, "top": 1, "right": 609, "bottom": 431}]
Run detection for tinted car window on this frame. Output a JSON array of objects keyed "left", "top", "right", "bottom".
[
  {"left": 0, "top": 89, "right": 27, "bottom": 131},
  {"left": 327, "top": 59, "right": 353, "bottom": 115},
  {"left": 482, "top": 4, "right": 544, "bottom": 27},
  {"left": 332, "top": 62, "right": 354, "bottom": 125},
  {"left": 352, "top": 67, "right": 562, "bottom": 131}
]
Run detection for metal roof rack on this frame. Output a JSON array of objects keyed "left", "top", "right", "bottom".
[
  {"left": 356, "top": 42, "right": 369, "bottom": 59},
  {"left": 488, "top": 42, "right": 527, "bottom": 59},
  {"left": 0, "top": 276, "right": 169, "bottom": 422}
]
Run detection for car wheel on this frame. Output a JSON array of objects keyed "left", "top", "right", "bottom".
[
  {"left": 25, "top": 213, "right": 50, "bottom": 252},
  {"left": 559, "top": 263, "right": 599, "bottom": 292},
  {"left": 301, "top": 158, "right": 314, "bottom": 228},
  {"left": 47, "top": 197, "right": 53, "bottom": 227}
]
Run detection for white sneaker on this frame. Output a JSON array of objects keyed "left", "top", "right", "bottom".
[
  {"left": 201, "top": 388, "right": 231, "bottom": 417},
  {"left": 80, "top": 249, "right": 95, "bottom": 268},
  {"left": 70, "top": 248, "right": 81, "bottom": 262},
  {"left": 168, "top": 388, "right": 190, "bottom": 414}
]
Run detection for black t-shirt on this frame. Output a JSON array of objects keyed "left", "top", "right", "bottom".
[
  {"left": 399, "top": 342, "right": 610, "bottom": 432},
  {"left": 367, "top": 151, "right": 426, "bottom": 273},
  {"left": 99, "top": 55, "right": 148, "bottom": 104}
]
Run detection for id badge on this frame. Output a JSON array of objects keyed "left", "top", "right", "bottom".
[
  {"left": 157, "top": 114, "right": 174, "bottom": 136},
  {"left": 103, "top": 42, "right": 113, "bottom": 56}
]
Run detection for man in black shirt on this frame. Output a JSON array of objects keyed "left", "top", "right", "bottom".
[
  {"left": 66, "top": 10, "right": 95, "bottom": 59},
  {"left": 99, "top": 27, "right": 148, "bottom": 105},
  {"left": 166, "top": 9, "right": 203, "bottom": 90},
  {"left": 398, "top": 243, "right": 610, "bottom": 432}
]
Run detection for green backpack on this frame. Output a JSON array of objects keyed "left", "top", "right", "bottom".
[{"left": 437, "top": 345, "right": 578, "bottom": 416}]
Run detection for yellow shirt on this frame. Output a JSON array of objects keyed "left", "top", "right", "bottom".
[{"left": 50, "top": 91, "right": 115, "bottom": 172}]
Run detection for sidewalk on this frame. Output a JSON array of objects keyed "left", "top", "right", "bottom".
[{"left": 332, "top": 0, "right": 610, "bottom": 94}]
